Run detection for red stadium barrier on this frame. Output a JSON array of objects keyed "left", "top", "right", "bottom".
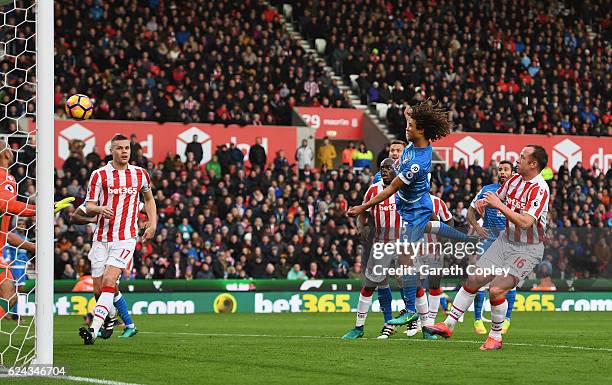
[
  {"left": 53, "top": 120, "right": 301, "bottom": 168},
  {"left": 296, "top": 107, "right": 363, "bottom": 140},
  {"left": 434, "top": 133, "right": 612, "bottom": 172}
]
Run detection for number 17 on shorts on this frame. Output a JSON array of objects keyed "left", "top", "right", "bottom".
[{"left": 88, "top": 238, "right": 137, "bottom": 277}]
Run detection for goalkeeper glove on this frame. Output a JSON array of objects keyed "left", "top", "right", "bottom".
[{"left": 54, "top": 197, "right": 75, "bottom": 213}]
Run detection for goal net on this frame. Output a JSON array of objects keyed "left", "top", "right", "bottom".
[{"left": 0, "top": 0, "right": 54, "bottom": 367}]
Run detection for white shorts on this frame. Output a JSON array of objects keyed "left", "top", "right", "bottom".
[
  {"left": 475, "top": 232, "right": 543, "bottom": 282},
  {"left": 415, "top": 253, "right": 444, "bottom": 271},
  {"left": 364, "top": 241, "right": 397, "bottom": 285},
  {"left": 88, "top": 238, "right": 137, "bottom": 278}
]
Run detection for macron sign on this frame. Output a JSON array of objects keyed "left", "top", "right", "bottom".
[
  {"left": 296, "top": 107, "right": 363, "bottom": 140},
  {"left": 435, "top": 133, "right": 612, "bottom": 172}
]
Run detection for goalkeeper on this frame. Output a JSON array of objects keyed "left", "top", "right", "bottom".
[{"left": 0, "top": 139, "right": 75, "bottom": 318}]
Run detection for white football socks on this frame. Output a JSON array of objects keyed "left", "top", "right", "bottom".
[
  {"left": 416, "top": 289, "right": 429, "bottom": 324},
  {"left": 355, "top": 289, "right": 374, "bottom": 328},
  {"left": 91, "top": 288, "right": 116, "bottom": 337},
  {"left": 489, "top": 299, "right": 508, "bottom": 341},
  {"left": 427, "top": 292, "right": 442, "bottom": 327},
  {"left": 444, "top": 286, "right": 477, "bottom": 330}
]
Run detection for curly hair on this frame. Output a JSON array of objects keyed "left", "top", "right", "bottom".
[{"left": 410, "top": 101, "right": 453, "bottom": 142}]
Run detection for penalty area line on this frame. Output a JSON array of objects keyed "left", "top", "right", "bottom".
[{"left": 136, "top": 331, "right": 612, "bottom": 352}]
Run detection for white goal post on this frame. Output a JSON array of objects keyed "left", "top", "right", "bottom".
[{"left": 35, "top": 0, "right": 54, "bottom": 365}]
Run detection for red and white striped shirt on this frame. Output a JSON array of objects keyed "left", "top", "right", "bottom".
[
  {"left": 364, "top": 181, "right": 401, "bottom": 242},
  {"left": 425, "top": 194, "right": 453, "bottom": 243},
  {"left": 86, "top": 163, "right": 151, "bottom": 242},
  {"left": 497, "top": 173, "right": 549, "bottom": 244}
]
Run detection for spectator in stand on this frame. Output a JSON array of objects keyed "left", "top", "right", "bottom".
[
  {"left": 196, "top": 264, "right": 214, "bottom": 279},
  {"left": 332, "top": 254, "right": 349, "bottom": 278},
  {"left": 341, "top": 142, "right": 356, "bottom": 167},
  {"left": 129, "top": 134, "right": 142, "bottom": 162},
  {"left": 376, "top": 143, "right": 391, "bottom": 166},
  {"left": 295, "top": 139, "right": 314, "bottom": 179},
  {"left": 447, "top": 161, "right": 464, "bottom": 182},
  {"left": 277, "top": 256, "right": 291, "bottom": 277},
  {"left": 317, "top": 136, "right": 337, "bottom": 169},
  {"left": 287, "top": 264, "right": 307, "bottom": 280},
  {"left": 264, "top": 263, "right": 278, "bottom": 279},
  {"left": 229, "top": 142, "right": 244, "bottom": 168},
  {"left": 537, "top": 255, "right": 554, "bottom": 278},
  {"left": 352, "top": 142, "right": 373, "bottom": 171},
  {"left": 85, "top": 146, "right": 102, "bottom": 169},
  {"left": 273, "top": 150, "right": 290, "bottom": 170},
  {"left": 306, "top": 262, "right": 322, "bottom": 279},
  {"left": 205, "top": 154, "right": 221, "bottom": 177},
  {"left": 386, "top": 101, "right": 406, "bottom": 137},
  {"left": 63, "top": 145, "right": 84, "bottom": 176},
  {"left": 248, "top": 137, "right": 267, "bottom": 170},
  {"left": 348, "top": 262, "right": 362, "bottom": 279},
  {"left": 62, "top": 264, "right": 77, "bottom": 280},
  {"left": 166, "top": 252, "right": 187, "bottom": 279},
  {"left": 467, "top": 159, "right": 483, "bottom": 180},
  {"left": 247, "top": 254, "right": 267, "bottom": 278},
  {"left": 185, "top": 135, "right": 203, "bottom": 164}
]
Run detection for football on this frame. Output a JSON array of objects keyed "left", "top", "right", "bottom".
[{"left": 65, "top": 94, "right": 94, "bottom": 120}]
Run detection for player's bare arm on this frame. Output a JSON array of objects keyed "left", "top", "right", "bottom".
[
  {"left": 445, "top": 216, "right": 454, "bottom": 227},
  {"left": 71, "top": 205, "right": 98, "bottom": 225},
  {"left": 358, "top": 212, "right": 368, "bottom": 226},
  {"left": 347, "top": 177, "right": 404, "bottom": 217},
  {"left": 141, "top": 189, "right": 157, "bottom": 241},
  {"left": 357, "top": 211, "right": 371, "bottom": 240},
  {"left": 7, "top": 232, "right": 35, "bottom": 253},
  {"left": 467, "top": 205, "right": 489, "bottom": 238},
  {"left": 85, "top": 201, "right": 114, "bottom": 219},
  {"left": 481, "top": 191, "right": 535, "bottom": 230}
]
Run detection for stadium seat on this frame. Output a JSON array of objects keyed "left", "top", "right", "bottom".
[
  {"left": 315, "top": 39, "right": 326, "bottom": 55},
  {"left": 349, "top": 74, "right": 359, "bottom": 90},
  {"left": 376, "top": 103, "right": 389, "bottom": 120},
  {"left": 283, "top": 3, "right": 292, "bottom": 19}
]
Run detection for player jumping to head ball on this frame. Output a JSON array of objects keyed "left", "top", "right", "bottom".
[{"left": 348, "top": 102, "right": 477, "bottom": 326}]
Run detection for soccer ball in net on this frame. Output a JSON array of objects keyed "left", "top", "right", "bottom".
[{"left": 65, "top": 94, "right": 94, "bottom": 120}]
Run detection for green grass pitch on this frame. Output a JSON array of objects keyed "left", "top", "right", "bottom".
[{"left": 2, "top": 312, "right": 611, "bottom": 385}]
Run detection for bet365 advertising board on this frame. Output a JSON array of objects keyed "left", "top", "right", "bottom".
[{"left": 13, "top": 291, "right": 612, "bottom": 316}]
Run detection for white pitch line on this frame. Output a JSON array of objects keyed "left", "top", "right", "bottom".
[
  {"left": 135, "top": 331, "right": 612, "bottom": 352},
  {"left": 0, "top": 374, "right": 144, "bottom": 385},
  {"left": 59, "top": 375, "right": 144, "bottom": 385},
  {"left": 54, "top": 330, "right": 612, "bottom": 352}
]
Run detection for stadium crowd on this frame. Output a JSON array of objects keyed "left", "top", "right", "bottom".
[
  {"left": 54, "top": 0, "right": 351, "bottom": 127},
  {"left": 282, "top": 0, "right": 611, "bottom": 138},
  {"left": 51, "top": 0, "right": 610, "bottom": 138},
  {"left": 8, "top": 0, "right": 603, "bottom": 282},
  {"left": 51, "top": 137, "right": 612, "bottom": 282}
]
